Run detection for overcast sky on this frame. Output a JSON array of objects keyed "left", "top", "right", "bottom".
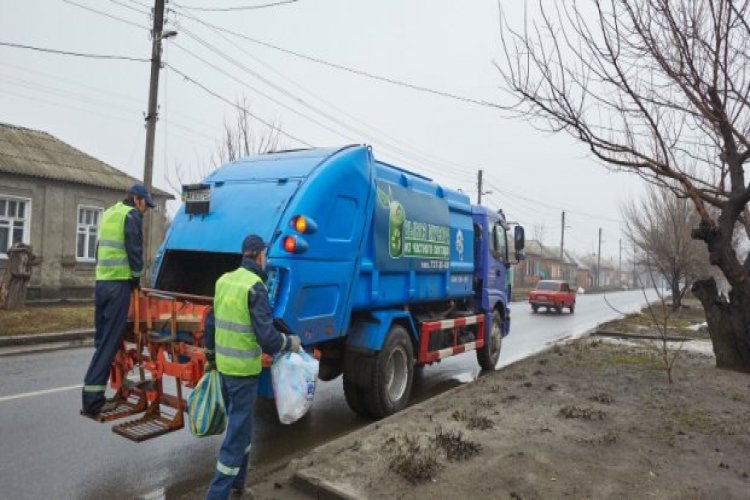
[{"left": 0, "top": 0, "right": 647, "bottom": 261}]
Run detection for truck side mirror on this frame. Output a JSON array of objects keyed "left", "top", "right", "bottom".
[{"left": 514, "top": 226, "right": 525, "bottom": 251}]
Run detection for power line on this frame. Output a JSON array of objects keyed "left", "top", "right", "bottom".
[
  {"left": 171, "top": 31, "right": 472, "bottom": 183},
  {"left": 0, "top": 60, "right": 142, "bottom": 103},
  {"left": 483, "top": 177, "right": 624, "bottom": 225},
  {"left": 61, "top": 0, "right": 149, "bottom": 31},
  {"left": 0, "top": 41, "right": 150, "bottom": 62},
  {"left": 175, "top": 17, "right": 479, "bottom": 178},
  {"left": 109, "top": 0, "right": 150, "bottom": 15},
  {"left": 166, "top": 63, "right": 313, "bottom": 147},
  {"left": 0, "top": 81, "right": 216, "bottom": 146},
  {"left": 173, "top": 0, "right": 298, "bottom": 12},
  {"left": 0, "top": 59, "right": 224, "bottom": 135},
  {"left": 170, "top": 7, "right": 503, "bottom": 109}
]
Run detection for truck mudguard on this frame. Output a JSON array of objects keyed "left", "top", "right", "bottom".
[{"left": 345, "top": 310, "right": 418, "bottom": 352}]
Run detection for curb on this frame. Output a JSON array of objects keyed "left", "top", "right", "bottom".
[
  {"left": 0, "top": 329, "right": 94, "bottom": 347},
  {"left": 292, "top": 470, "right": 360, "bottom": 500},
  {"left": 0, "top": 338, "right": 94, "bottom": 357}
]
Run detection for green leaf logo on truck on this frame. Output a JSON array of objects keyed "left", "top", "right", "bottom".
[{"left": 375, "top": 181, "right": 451, "bottom": 267}]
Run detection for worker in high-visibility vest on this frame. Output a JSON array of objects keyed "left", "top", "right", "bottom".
[
  {"left": 81, "top": 184, "right": 155, "bottom": 417},
  {"left": 204, "top": 234, "right": 301, "bottom": 500}
]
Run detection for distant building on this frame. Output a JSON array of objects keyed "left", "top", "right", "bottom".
[
  {"left": 0, "top": 123, "right": 172, "bottom": 300},
  {"left": 514, "top": 240, "right": 577, "bottom": 287}
]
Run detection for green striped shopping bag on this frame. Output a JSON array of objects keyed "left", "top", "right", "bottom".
[{"left": 187, "top": 369, "right": 227, "bottom": 437}]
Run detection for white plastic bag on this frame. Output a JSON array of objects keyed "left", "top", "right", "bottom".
[{"left": 271, "top": 349, "right": 319, "bottom": 424}]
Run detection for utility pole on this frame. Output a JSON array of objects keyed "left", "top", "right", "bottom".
[
  {"left": 477, "top": 169, "right": 483, "bottom": 205},
  {"left": 559, "top": 211, "right": 566, "bottom": 261},
  {"left": 142, "top": 0, "right": 167, "bottom": 272},
  {"left": 618, "top": 238, "right": 622, "bottom": 287},
  {"left": 597, "top": 227, "right": 602, "bottom": 289}
]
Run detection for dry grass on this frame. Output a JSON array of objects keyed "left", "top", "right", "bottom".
[{"left": 0, "top": 305, "right": 93, "bottom": 335}]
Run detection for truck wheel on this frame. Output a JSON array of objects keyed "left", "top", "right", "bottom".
[
  {"left": 343, "top": 351, "right": 369, "bottom": 417},
  {"left": 569, "top": 303, "right": 575, "bottom": 314},
  {"left": 555, "top": 305, "right": 563, "bottom": 314},
  {"left": 362, "top": 325, "right": 414, "bottom": 419},
  {"left": 531, "top": 305, "right": 538, "bottom": 313},
  {"left": 477, "top": 311, "right": 502, "bottom": 371}
]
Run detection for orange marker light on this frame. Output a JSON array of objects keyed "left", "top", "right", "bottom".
[
  {"left": 283, "top": 236, "right": 297, "bottom": 253},
  {"left": 294, "top": 216, "right": 307, "bottom": 233}
]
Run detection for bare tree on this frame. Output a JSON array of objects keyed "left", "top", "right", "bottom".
[
  {"left": 639, "top": 260, "right": 687, "bottom": 384},
  {"left": 497, "top": 1, "right": 750, "bottom": 372},
  {"left": 532, "top": 223, "right": 548, "bottom": 246},
  {"left": 623, "top": 185, "right": 710, "bottom": 309},
  {"left": 211, "top": 96, "right": 281, "bottom": 167},
  {"left": 168, "top": 97, "right": 282, "bottom": 191}
]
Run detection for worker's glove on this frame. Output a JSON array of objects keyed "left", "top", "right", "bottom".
[
  {"left": 129, "top": 277, "right": 141, "bottom": 290},
  {"left": 286, "top": 335, "right": 302, "bottom": 353}
]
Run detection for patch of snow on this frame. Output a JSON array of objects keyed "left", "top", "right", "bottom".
[
  {"left": 599, "top": 338, "right": 715, "bottom": 357},
  {"left": 687, "top": 322, "right": 708, "bottom": 332}
]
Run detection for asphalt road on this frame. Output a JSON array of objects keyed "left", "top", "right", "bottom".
[{"left": 0, "top": 289, "right": 660, "bottom": 499}]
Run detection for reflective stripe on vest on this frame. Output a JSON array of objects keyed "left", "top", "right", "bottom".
[
  {"left": 214, "top": 267, "right": 264, "bottom": 376},
  {"left": 95, "top": 202, "right": 134, "bottom": 281}
]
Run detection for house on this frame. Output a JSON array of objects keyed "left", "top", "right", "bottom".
[
  {"left": 572, "top": 254, "right": 594, "bottom": 290},
  {"left": 514, "top": 240, "right": 579, "bottom": 287},
  {"left": 0, "top": 123, "right": 172, "bottom": 300}
]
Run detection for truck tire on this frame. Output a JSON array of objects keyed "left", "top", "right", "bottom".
[
  {"left": 343, "top": 351, "right": 369, "bottom": 417},
  {"left": 555, "top": 304, "right": 563, "bottom": 314},
  {"left": 477, "top": 310, "right": 502, "bottom": 371},
  {"left": 569, "top": 303, "right": 575, "bottom": 314},
  {"left": 362, "top": 325, "right": 414, "bottom": 419},
  {"left": 531, "top": 305, "right": 539, "bottom": 313}
]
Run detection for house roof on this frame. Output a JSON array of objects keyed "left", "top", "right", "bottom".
[
  {"left": 524, "top": 240, "right": 546, "bottom": 257},
  {"left": 0, "top": 123, "right": 171, "bottom": 198},
  {"left": 524, "top": 240, "right": 577, "bottom": 264}
]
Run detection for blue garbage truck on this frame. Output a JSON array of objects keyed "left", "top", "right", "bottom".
[{"left": 153, "top": 145, "right": 525, "bottom": 419}]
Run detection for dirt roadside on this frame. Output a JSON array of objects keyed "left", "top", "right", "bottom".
[
  {"left": 246, "top": 336, "right": 750, "bottom": 499},
  {"left": 0, "top": 304, "right": 93, "bottom": 335}
]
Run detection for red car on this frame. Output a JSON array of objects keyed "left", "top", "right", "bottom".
[{"left": 528, "top": 280, "right": 576, "bottom": 314}]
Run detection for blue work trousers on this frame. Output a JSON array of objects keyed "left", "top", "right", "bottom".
[
  {"left": 81, "top": 280, "right": 131, "bottom": 414},
  {"left": 205, "top": 374, "right": 259, "bottom": 500}
]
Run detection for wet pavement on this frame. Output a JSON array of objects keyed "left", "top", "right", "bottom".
[{"left": 0, "top": 289, "right": 659, "bottom": 499}]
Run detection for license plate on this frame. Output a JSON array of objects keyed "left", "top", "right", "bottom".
[
  {"left": 185, "top": 188, "right": 210, "bottom": 202},
  {"left": 183, "top": 184, "right": 211, "bottom": 215}
]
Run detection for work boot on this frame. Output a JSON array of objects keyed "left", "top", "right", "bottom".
[
  {"left": 230, "top": 487, "right": 254, "bottom": 499},
  {"left": 99, "top": 399, "right": 120, "bottom": 413}
]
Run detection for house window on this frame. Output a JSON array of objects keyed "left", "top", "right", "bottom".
[
  {"left": 0, "top": 196, "right": 31, "bottom": 257},
  {"left": 77, "top": 206, "right": 102, "bottom": 261}
]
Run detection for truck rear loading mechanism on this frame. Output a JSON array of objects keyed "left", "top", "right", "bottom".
[{"left": 85, "top": 145, "right": 525, "bottom": 441}]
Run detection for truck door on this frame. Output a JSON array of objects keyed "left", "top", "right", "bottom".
[{"left": 488, "top": 220, "right": 509, "bottom": 304}]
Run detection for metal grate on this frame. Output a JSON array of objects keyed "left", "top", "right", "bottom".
[
  {"left": 81, "top": 394, "right": 147, "bottom": 423},
  {"left": 112, "top": 413, "right": 183, "bottom": 442}
]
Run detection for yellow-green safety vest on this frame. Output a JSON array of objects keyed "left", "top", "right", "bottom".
[
  {"left": 95, "top": 202, "right": 137, "bottom": 281},
  {"left": 214, "top": 267, "right": 264, "bottom": 376}
]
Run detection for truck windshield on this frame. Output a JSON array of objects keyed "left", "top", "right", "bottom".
[{"left": 535, "top": 281, "right": 559, "bottom": 291}]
